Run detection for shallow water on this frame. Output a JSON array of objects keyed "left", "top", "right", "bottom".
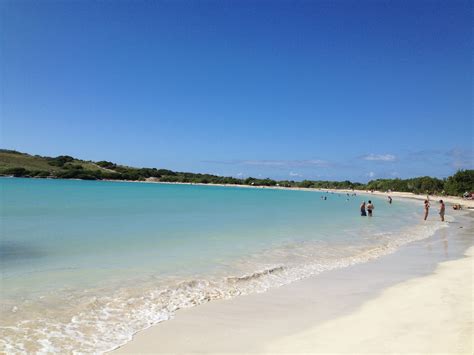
[{"left": 0, "top": 178, "right": 445, "bottom": 353}]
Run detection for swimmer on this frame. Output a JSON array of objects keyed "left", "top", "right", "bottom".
[
  {"left": 367, "top": 200, "right": 374, "bottom": 216},
  {"left": 424, "top": 199, "right": 430, "bottom": 221},
  {"left": 439, "top": 200, "right": 445, "bottom": 222}
]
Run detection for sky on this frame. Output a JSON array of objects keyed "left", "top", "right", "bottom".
[{"left": 1, "top": 0, "right": 472, "bottom": 182}]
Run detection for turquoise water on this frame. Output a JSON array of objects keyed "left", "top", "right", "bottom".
[{"left": 0, "top": 178, "right": 442, "bottom": 353}]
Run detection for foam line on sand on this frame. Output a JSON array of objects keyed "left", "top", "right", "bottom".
[{"left": 265, "top": 246, "right": 474, "bottom": 354}]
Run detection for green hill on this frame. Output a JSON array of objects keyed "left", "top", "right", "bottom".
[
  {"left": 0, "top": 149, "right": 111, "bottom": 178},
  {"left": 0, "top": 150, "right": 103, "bottom": 172}
]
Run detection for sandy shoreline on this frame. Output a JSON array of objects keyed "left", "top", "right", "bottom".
[
  {"left": 266, "top": 246, "right": 473, "bottom": 354},
  {"left": 113, "top": 210, "right": 473, "bottom": 354}
]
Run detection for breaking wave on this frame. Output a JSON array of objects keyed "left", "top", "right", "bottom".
[{"left": 0, "top": 221, "right": 447, "bottom": 354}]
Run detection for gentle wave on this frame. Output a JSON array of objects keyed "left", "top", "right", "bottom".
[
  {"left": 226, "top": 266, "right": 286, "bottom": 283},
  {"left": 0, "top": 221, "right": 447, "bottom": 354}
]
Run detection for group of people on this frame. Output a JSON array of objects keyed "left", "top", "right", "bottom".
[
  {"left": 360, "top": 200, "right": 374, "bottom": 216},
  {"left": 359, "top": 196, "right": 446, "bottom": 222},
  {"left": 359, "top": 195, "right": 394, "bottom": 217},
  {"left": 424, "top": 199, "right": 445, "bottom": 221}
]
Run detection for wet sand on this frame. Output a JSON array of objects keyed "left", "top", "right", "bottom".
[{"left": 113, "top": 212, "right": 473, "bottom": 354}]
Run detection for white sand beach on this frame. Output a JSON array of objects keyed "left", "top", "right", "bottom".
[
  {"left": 114, "top": 214, "right": 473, "bottom": 354},
  {"left": 266, "top": 247, "right": 473, "bottom": 354},
  {"left": 3, "top": 0, "right": 472, "bottom": 353}
]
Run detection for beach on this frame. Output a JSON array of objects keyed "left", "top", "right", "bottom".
[
  {"left": 114, "top": 209, "right": 473, "bottom": 354},
  {"left": 267, "top": 246, "right": 473, "bottom": 354},
  {"left": 3, "top": 0, "right": 472, "bottom": 353},
  {"left": 1, "top": 178, "right": 472, "bottom": 353}
]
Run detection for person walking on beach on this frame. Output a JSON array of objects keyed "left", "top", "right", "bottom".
[
  {"left": 439, "top": 200, "right": 445, "bottom": 222},
  {"left": 424, "top": 200, "right": 430, "bottom": 221},
  {"left": 367, "top": 200, "right": 374, "bottom": 216},
  {"left": 360, "top": 201, "right": 367, "bottom": 216}
]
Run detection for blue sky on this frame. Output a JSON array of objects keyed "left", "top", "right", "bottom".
[{"left": 1, "top": 0, "right": 472, "bottom": 182}]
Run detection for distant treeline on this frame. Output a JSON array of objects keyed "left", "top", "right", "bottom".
[{"left": 1, "top": 149, "right": 473, "bottom": 196}]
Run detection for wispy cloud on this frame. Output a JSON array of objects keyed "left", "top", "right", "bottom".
[
  {"left": 242, "top": 159, "right": 328, "bottom": 168},
  {"left": 406, "top": 149, "right": 442, "bottom": 161},
  {"left": 203, "top": 159, "right": 330, "bottom": 168},
  {"left": 446, "top": 148, "right": 474, "bottom": 169},
  {"left": 361, "top": 154, "right": 396, "bottom": 162},
  {"left": 289, "top": 171, "right": 302, "bottom": 177},
  {"left": 366, "top": 171, "right": 375, "bottom": 178},
  {"left": 405, "top": 148, "right": 473, "bottom": 169}
]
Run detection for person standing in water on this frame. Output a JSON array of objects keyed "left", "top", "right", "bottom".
[
  {"left": 439, "top": 200, "right": 445, "bottom": 222},
  {"left": 424, "top": 200, "right": 430, "bottom": 221},
  {"left": 388, "top": 196, "right": 392, "bottom": 204},
  {"left": 360, "top": 201, "right": 367, "bottom": 216},
  {"left": 367, "top": 200, "right": 374, "bottom": 216}
]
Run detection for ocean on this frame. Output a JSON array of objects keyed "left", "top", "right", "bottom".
[{"left": 0, "top": 177, "right": 444, "bottom": 353}]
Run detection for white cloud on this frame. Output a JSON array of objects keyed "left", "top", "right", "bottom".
[
  {"left": 289, "top": 171, "right": 302, "bottom": 177},
  {"left": 236, "top": 172, "right": 244, "bottom": 177},
  {"left": 362, "top": 154, "right": 396, "bottom": 162},
  {"left": 367, "top": 171, "right": 375, "bottom": 178}
]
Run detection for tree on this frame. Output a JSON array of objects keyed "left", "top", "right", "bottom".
[
  {"left": 3, "top": 167, "right": 29, "bottom": 177},
  {"left": 298, "top": 180, "right": 314, "bottom": 188},
  {"left": 48, "top": 155, "right": 74, "bottom": 167},
  {"left": 444, "top": 170, "right": 474, "bottom": 196},
  {"left": 96, "top": 161, "right": 117, "bottom": 170}
]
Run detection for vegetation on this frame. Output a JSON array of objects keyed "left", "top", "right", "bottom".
[
  {"left": 365, "top": 176, "right": 445, "bottom": 195},
  {"left": 443, "top": 170, "right": 474, "bottom": 196},
  {"left": 0, "top": 149, "right": 472, "bottom": 196},
  {"left": 47, "top": 155, "right": 74, "bottom": 167}
]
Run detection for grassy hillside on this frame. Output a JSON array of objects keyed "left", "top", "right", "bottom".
[
  {"left": 0, "top": 150, "right": 60, "bottom": 172},
  {"left": 0, "top": 150, "right": 109, "bottom": 175}
]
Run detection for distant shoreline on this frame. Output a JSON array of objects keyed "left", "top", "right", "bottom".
[
  {"left": 3, "top": 175, "right": 474, "bottom": 208},
  {"left": 1, "top": 150, "right": 472, "bottom": 203},
  {"left": 145, "top": 179, "right": 474, "bottom": 207},
  {"left": 147, "top": 179, "right": 474, "bottom": 205}
]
